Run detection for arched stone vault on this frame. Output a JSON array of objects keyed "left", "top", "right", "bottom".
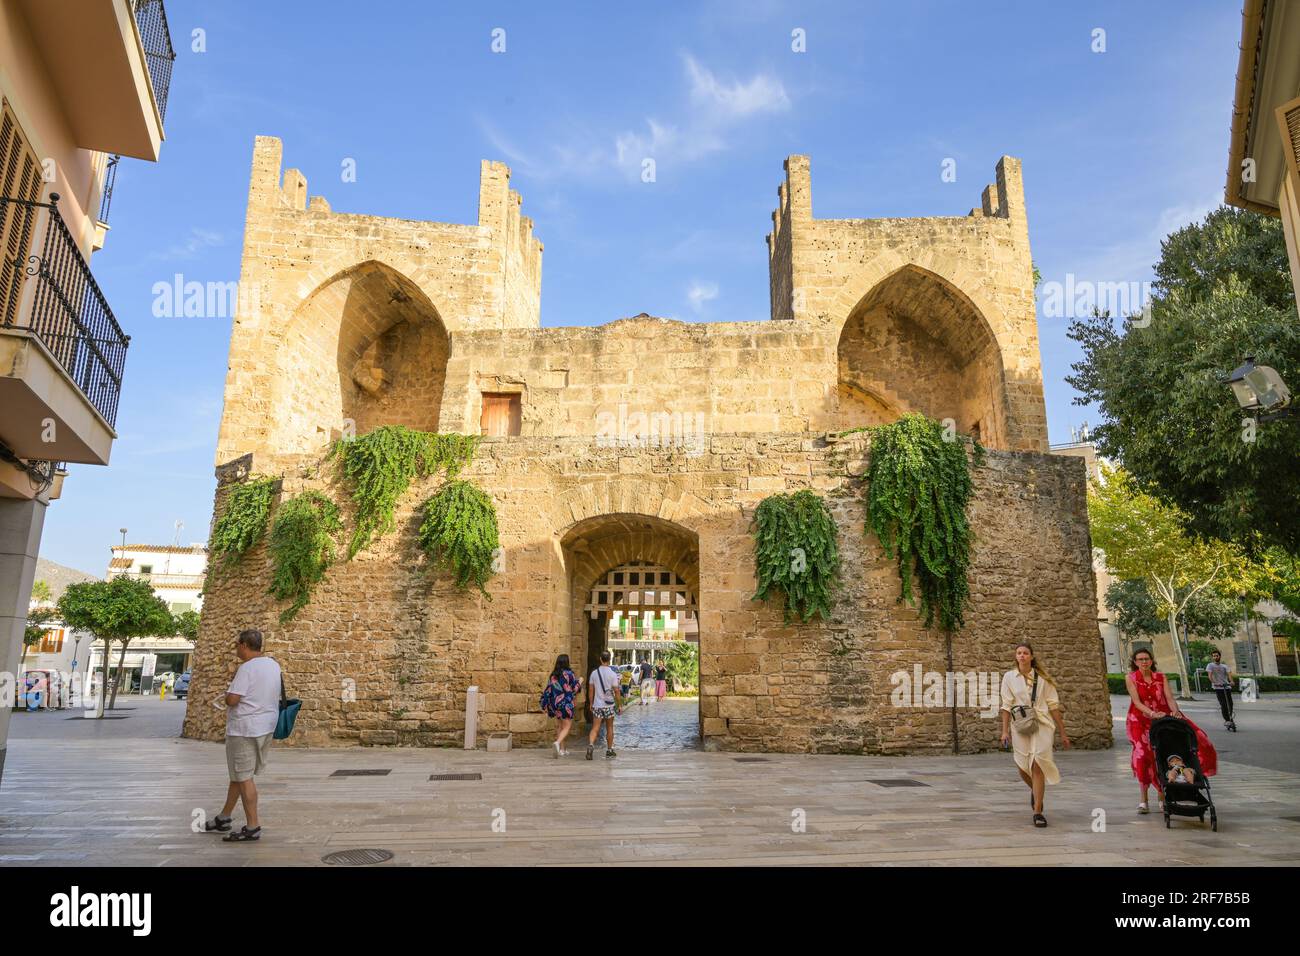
[
  {"left": 833, "top": 263, "right": 1009, "bottom": 443},
  {"left": 268, "top": 259, "right": 450, "bottom": 454}
]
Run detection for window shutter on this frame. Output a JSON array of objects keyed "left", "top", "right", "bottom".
[
  {"left": 0, "top": 100, "right": 42, "bottom": 326},
  {"left": 1277, "top": 95, "right": 1300, "bottom": 206}
]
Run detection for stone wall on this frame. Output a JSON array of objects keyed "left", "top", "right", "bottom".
[{"left": 182, "top": 436, "right": 1112, "bottom": 754}]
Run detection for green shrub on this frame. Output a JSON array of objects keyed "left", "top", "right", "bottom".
[
  {"left": 333, "top": 426, "right": 479, "bottom": 557},
  {"left": 862, "top": 414, "right": 980, "bottom": 632},
  {"left": 417, "top": 480, "right": 500, "bottom": 596},
  {"left": 751, "top": 489, "right": 840, "bottom": 622},
  {"left": 210, "top": 476, "right": 278, "bottom": 570},
  {"left": 268, "top": 491, "right": 343, "bottom": 623}
]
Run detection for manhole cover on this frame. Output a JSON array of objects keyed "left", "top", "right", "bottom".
[
  {"left": 866, "top": 778, "right": 930, "bottom": 787},
  {"left": 429, "top": 772, "right": 482, "bottom": 781},
  {"left": 330, "top": 769, "right": 391, "bottom": 777},
  {"left": 321, "top": 848, "right": 394, "bottom": 866},
  {"left": 733, "top": 757, "right": 769, "bottom": 763}
]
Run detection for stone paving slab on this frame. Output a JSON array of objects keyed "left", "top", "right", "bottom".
[{"left": 3, "top": 732, "right": 1300, "bottom": 866}]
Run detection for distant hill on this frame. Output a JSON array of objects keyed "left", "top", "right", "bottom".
[{"left": 32, "top": 557, "right": 100, "bottom": 602}]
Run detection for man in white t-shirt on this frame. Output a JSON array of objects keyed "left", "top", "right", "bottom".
[
  {"left": 203, "top": 629, "right": 281, "bottom": 842},
  {"left": 586, "top": 650, "right": 623, "bottom": 760}
]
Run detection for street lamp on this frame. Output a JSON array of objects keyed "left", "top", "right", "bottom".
[{"left": 1226, "top": 357, "right": 1294, "bottom": 421}]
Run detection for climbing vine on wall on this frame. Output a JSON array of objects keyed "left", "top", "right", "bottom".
[
  {"left": 332, "top": 426, "right": 480, "bottom": 557},
  {"left": 209, "top": 476, "right": 278, "bottom": 571},
  {"left": 268, "top": 491, "right": 343, "bottom": 624},
  {"left": 751, "top": 489, "right": 840, "bottom": 623},
  {"left": 417, "top": 480, "right": 500, "bottom": 597},
  {"left": 863, "top": 413, "right": 979, "bottom": 632}
]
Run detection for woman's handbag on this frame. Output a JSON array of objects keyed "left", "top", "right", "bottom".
[
  {"left": 274, "top": 674, "right": 301, "bottom": 740},
  {"left": 1009, "top": 673, "right": 1039, "bottom": 736}
]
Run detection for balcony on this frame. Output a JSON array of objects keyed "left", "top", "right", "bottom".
[
  {"left": 0, "top": 194, "right": 129, "bottom": 467},
  {"left": 17, "top": 0, "right": 175, "bottom": 160},
  {"left": 112, "top": 571, "right": 205, "bottom": 589}
]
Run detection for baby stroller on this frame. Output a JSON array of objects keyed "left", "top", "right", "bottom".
[{"left": 1149, "top": 716, "right": 1217, "bottom": 832}]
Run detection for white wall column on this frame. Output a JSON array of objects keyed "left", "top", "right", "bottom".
[{"left": 0, "top": 496, "right": 48, "bottom": 787}]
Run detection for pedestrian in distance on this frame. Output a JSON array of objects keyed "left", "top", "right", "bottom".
[
  {"left": 203, "top": 629, "right": 282, "bottom": 842},
  {"left": 639, "top": 658, "right": 655, "bottom": 706},
  {"left": 999, "top": 642, "right": 1071, "bottom": 828},
  {"left": 1206, "top": 650, "right": 1236, "bottom": 731}
]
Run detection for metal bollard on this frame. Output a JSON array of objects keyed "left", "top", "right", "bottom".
[{"left": 464, "top": 685, "right": 479, "bottom": 749}]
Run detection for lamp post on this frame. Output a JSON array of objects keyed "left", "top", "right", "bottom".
[{"left": 1226, "top": 357, "right": 1295, "bottom": 421}]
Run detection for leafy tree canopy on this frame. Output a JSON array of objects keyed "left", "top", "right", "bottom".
[
  {"left": 1068, "top": 207, "right": 1300, "bottom": 555},
  {"left": 1105, "top": 579, "right": 1243, "bottom": 643},
  {"left": 57, "top": 577, "right": 175, "bottom": 642},
  {"left": 173, "top": 609, "right": 201, "bottom": 641}
]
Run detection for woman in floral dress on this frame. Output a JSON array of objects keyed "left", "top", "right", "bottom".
[
  {"left": 1125, "top": 648, "right": 1217, "bottom": 814},
  {"left": 542, "top": 654, "right": 582, "bottom": 758}
]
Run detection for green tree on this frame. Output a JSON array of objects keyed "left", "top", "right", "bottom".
[
  {"left": 57, "top": 578, "right": 175, "bottom": 713},
  {"left": 1089, "top": 465, "right": 1251, "bottom": 695},
  {"left": 1067, "top": 207, "right": 1300, "bottom": 554},
  {"left": 22, "top": 606, "right": 56, "bottom": 678},
  {"left": 30, "top": 579, "right": 52, "bottom": 605},
  {"left": 1186, "top": 640, "right": 1219, "bottom": 674},
  {"left": 173, "top": 609, "right": 201, "bottom": 641},
  {"left": 1106, "top": 579, "right": 1244, "bottom": 666},
  {"left": 659, "top": 641, "right": 698, "bottom": 692}
]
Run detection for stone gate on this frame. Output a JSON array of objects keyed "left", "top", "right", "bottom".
[{"left": 182, "top": 137, "right": 1112, "bottom": 754}]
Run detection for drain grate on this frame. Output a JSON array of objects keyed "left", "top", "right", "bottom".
[
  {"left": 322, "top": 848, "right": 394, "bottom": 866},
  {"left": 330, "top": 769, "right": 392, "bottom": 777},
  {"left": 733, "top": 757, "right": 770, "bottom": 763},
  {"left": 429, "top": 772, "right": 482, "bottom": 781},
  {"left": 866, "top": 778, "right": 930, "bottom": 787}
]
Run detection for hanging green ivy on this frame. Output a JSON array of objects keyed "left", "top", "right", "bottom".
[
  {"left": 209, "top": 476, "right": 278, "bottom": 570},
  {"left": 417, "top": 480, "right": 500, "bottom": 597},
  {"left": 864, "top": 413, "right": 979, "bottom": 632},
  {"left": 751, "top": 489, "right": 840, "bottom": 623},
  {"left": 268, "top": 491, "right": 342, "bottom": 624},
  {"left": 332, "top": 426, "right": 479, "bottom": 557}
]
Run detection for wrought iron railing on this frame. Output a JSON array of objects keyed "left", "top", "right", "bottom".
[
  {"left": 98, "top": 155, "right": 119, "bottom": 225},
  {"left": 132, "top": 0, "right": 176, "bottom": 124},
  {"left": 0, "top": 194, "right": 130, "bottom": 428}
]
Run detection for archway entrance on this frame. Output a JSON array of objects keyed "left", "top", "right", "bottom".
[{"left": 560, "top": 514, "right": 701, "bottom": 751}]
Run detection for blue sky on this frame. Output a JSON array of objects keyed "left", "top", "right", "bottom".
[{"left": 40, "top": 0, "right": 1242, "bottom": 575}]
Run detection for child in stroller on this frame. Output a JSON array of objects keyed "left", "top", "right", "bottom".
[{"left": 1149, "top": 716, "right": 1218, "bottom": 831}]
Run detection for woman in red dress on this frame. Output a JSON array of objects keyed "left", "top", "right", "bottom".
[{"left": 1125, "top": 648, "right": 1217, "bottom": 814}]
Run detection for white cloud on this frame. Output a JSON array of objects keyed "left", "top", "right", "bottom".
[
  {"left": 684, "top": 55, "right": 790, "bottom": 119},
  {"left": 150, "top": 228, "right": 224, "bottom": 262},
  {"left": 482, "top": 54, "right": 790, "bottom": 183},
  {"left": 687, "top": 279, "right": 719, "bottom": 313}
]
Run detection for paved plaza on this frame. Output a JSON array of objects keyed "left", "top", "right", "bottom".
[{"left": 2, "top": 693, "right": 1299, "bottom": 866}]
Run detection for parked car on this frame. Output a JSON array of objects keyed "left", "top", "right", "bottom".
[{"left": 173, "top": 672, "right": 191, "bottom": 699}]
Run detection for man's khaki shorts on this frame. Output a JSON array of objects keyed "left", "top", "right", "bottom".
[{"left": 225, "top": 733, "right": 272, "bottom": 782}]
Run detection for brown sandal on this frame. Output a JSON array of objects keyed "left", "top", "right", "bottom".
[{"left": 1032, "top": 813, "right": 1047, "bottom": 827}]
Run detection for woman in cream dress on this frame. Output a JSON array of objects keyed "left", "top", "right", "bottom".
[{"left": 999, "top": 642, "right": 1071, "bottom": 827}]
